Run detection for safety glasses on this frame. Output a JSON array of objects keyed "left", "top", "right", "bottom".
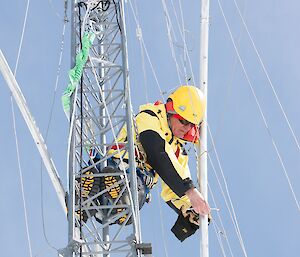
[
  {"left": 173, "top": 113, "right": 203, "bottom": 127},
  {"left": 178, "top": 118, "right": 193, "bottom": 126}
]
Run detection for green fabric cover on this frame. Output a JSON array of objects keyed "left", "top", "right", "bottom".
[{"left": 62, "top": 32, "right": 95, "bottom": 118}]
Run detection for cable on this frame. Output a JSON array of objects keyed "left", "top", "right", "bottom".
[
  {"left": 211, "top": 0, "right": 247, "bottom": 144},
  {"left": 178, "top": 0, "right": 189, "bottom": 84},
  {"left": 169, "top": 0, "right": 196, "bottom": 85},
  {"left": 14, "top": 0, "right": 30, "bottom": 76},
  {"left": 161, "top": 0, "right": 183, "bottom": 84},
  {"left": 138, "top": 31, "right": 149, "bottom": 103},
  {"left": 10, "top": 0, "right": 33, "bottom": 256},
  {"left": 155, "top": 185, "right": 169, "bottom": 257},
  {"left": 43, "top": 22, "right": 67, "bottom": 140},
  {"left": 211, "top": 218, "right": 227, "bottom": 257},
  {"left": 208, "top": 184, "right": 235, "bottom": 257},
  {"left": 160, "top": 0, "right": 197, "bottom": 86},
  {"left": 207, "top": 125, "right": 248, "bottom": 257},
  {"left": 128, "top": 0, "right": 165, "bottom": 100},
  {"left": 112, "top": 0, "right": 122, "bottom": 33},
  {"left": 40, "top": 159, "right": 59, "bottom": 251},
  {"left": 177, "top": 0, "right": 196, "bottom": 85},
  {"left": 231, "top": 0, "right": 300, "bottom": 155},
  {"left": 217, "top": 0, "right": 300, "bottom": 211},
  {"left": 130, "top": 0, "right": 196, "bottom": 100},
  {"left": 129, "top": 0, "right": 192, "bottom": 101},
  {"left": 132, "top": 0, "right": 149, "bottom": 102},
  {"left": 10, "top": 101, "right": 33, "bottom": 257},
  {"left": 40, "top": 8, "right": 68, "bottom": 253}
]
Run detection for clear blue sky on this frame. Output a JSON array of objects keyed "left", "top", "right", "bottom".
[{"left": 1, "top": 0, "right": 300, "bottom": 257}]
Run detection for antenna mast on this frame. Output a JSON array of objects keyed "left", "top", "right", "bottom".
[{"left": 198, "top": 0, "right": 210, "bottom": 256}]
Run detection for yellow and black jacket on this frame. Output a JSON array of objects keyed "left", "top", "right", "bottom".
[{"left": 109, "top": 103, "right": 195, "bottom": 213}]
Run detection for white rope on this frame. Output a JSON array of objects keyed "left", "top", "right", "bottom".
[
  {"left": 10, "top": 0, "right": 33, "bottom": 256},
  {"left": 139, "top": 35, "right": 149, "bottom": 102},
  {"left": 211, "top": 218, "right": 227, "bottom": 257},
  {"left": 204, "top": 5, "right": 247, "bottom": 256},
  {"left": 129, "top": 0, "right": 195, "bottom": 100},
  {"left": 155, "top": 185, "right": 169, "bottom": 257},
  {"left": 207, "top": 125, "right": 248, "bottom": 257},
  {"left": 208, "top": 155, "right": 248, "bottom": 257},
  {"left": 10, "top": 101, "right": 33, "bottom": 257},
  {"left": 14, "top": 0, "right": 30, "bottom": 76},
  {"left": 132, "top": 0, "right": 149, "bottom": 102},
  {"left": 161, "top": 0, "right": 183, "bottom": 84},
  {"left": 53, "top": 24, "right": 67, "bottom": 92},
  {"left": 169, "top": 0, "right": 183, "bottom": 41},
  {"left": 177, "top": 0, "right": 189, "bottom": 84},
  {"left": 66, "top": 76, "right": 79, "bottom": 188},
  {"left": 208, "top": 184, "right": 235, "bottom": 257},
  {"left": 231, "top": 0, "right": 300, "bottom": 154},
  {"left": 177, "top": 0, "right": 196, "bottom": 85},
  {"left": 40, "top": 20, "right": 67, "bottom": 252},
  {"left": 166, "top": 0, "right": 196, "bottom": 85},
  {"left": 161, "top": 0, "right": 197, "bottom": 86},
  {"left": 40, "top": 159, "right": 59, "bottom": 252},
  {"left": 128, "top": 0, "right": 165, "bottom": 100},
  {"left": 217, "top": 0, "right": 300, "bottom": 212},
  {"left": 210, "top": 0, "right": 247, "bottom": 143}
]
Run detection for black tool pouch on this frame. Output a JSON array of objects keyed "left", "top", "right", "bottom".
[{"left": 171, "top": 212, "right": 199, "bottom": 242}]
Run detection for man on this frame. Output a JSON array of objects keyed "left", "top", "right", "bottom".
[{"left": 104, "top": 85, "right": 210, "bottom": 241}]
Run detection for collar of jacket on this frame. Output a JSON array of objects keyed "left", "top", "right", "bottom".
[{"left": 139, "top": 103, "right": 185, "bottom": 145}]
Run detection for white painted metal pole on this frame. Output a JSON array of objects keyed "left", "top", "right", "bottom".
[
  {"left": 198, "top": 0, "right": 210, "bottom": 256},
  {"left": 0, "top": 50, "right": 67, "bottom": 214}
]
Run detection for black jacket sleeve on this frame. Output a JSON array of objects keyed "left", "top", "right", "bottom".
[{"left": 139, "top": 130, "right": 194, "bottom": 197}]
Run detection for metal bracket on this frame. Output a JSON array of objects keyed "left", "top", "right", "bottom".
[
  {"left": 58, "top": 239, "right": 82, "bottom": 257},
  {"left": 136, "top": 243, "right": 152, "bottom": 256}
]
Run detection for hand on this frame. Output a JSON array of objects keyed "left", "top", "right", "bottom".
[{"left": 185, "top": 188, "right": 210, "bottom": 216}]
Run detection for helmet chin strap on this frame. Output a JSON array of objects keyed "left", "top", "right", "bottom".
[{"left": 167, "top": 112, "right": 199, "bottom": 143}]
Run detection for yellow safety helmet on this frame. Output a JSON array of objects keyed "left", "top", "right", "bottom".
[{"left": 166, "top": 85, "right": 206, "bottom": 125}]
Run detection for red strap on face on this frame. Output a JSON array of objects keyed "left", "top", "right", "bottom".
[{"left": 182, "top": 125, "right": 200, "bottom": 143}]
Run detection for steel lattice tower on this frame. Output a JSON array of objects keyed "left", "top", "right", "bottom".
[{"left": 63, "top": 1, "right": 149, "bottom": 256}]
